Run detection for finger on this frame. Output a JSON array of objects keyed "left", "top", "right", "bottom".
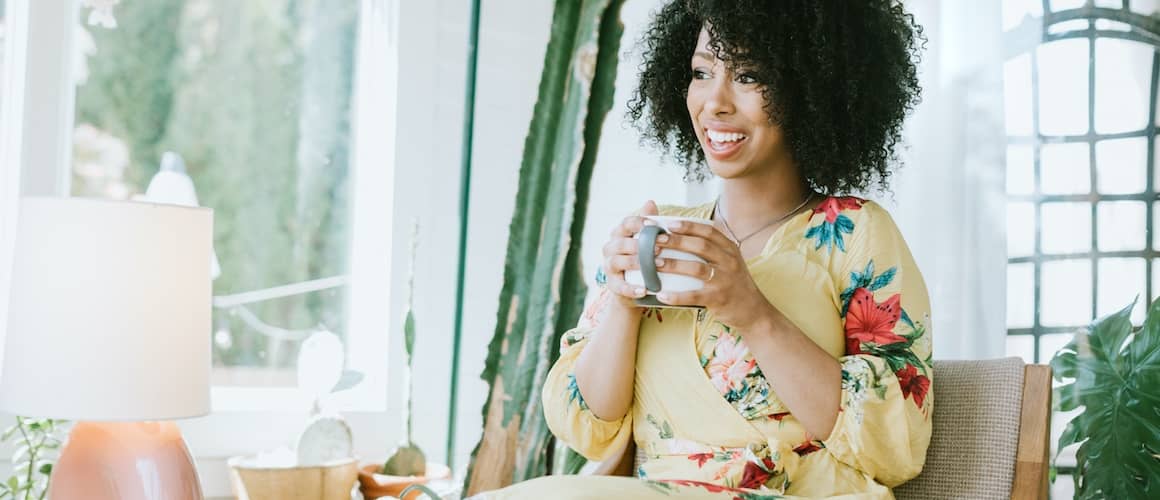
[
  {"left": 662, "top": 219, "right": 734, "bottom": 249},
  {"left": 657, "top": 233, "right": 725, "bottom": 264},
  {"left": 656, "top": 258, "right": 713, "bottom": 281},
  {"left": 607, "top": 277, "right": 645, "bottom": 299},
  {"left": 641, "top": 200, "right": 659, "bottom": 216},
  {"left": 603, "top": 237, "right": 654, "bottom": 257},
  {"left": 655, "top": 290, "right": 706, "bottom": 307},
  {"left": 612, "top": 215, "right": 647, "bottom": 238},
  {"left": 606, "top": 254, "right": 643, "bottom": 273}
]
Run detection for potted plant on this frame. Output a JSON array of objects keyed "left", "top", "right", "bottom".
[
  {"left": 0, "top": 418, "right": 67, "bottom": 500},
  {"left": 1049, "top": 296, "right": 1160, "bottom": 498},
  {"left": 359, "top": 221, "right": 450, "bottom": 500}
]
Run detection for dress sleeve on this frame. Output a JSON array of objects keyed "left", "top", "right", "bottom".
[
  {"left": 541, "top": 287, "right": 634, "bottom": 461},
  {"left": 817, "top": 200, "right": 933, "bottom": 487}
]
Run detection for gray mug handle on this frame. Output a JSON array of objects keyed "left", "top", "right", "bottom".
[{"left": 637, "top": 225, "right": 664, "bottom": 293}]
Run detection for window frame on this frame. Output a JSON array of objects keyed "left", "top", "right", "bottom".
[
  {"left": 0, "top": 0, "right": 405, "bottom": 495},
  {"left": 1002, "top": 0, "right": 1160, "bottom": 489}
]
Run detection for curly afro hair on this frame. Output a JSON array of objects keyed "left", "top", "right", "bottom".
[{"left": 627, "top": 0, "right": 924, "bottom": 194}]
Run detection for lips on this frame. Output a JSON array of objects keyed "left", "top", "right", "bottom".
[{"left": 703, "top": 127, "right": 748, "bottom": 160}]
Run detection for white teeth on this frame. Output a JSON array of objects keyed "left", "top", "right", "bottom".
[{"left": 707, "top": 129, "right": 746, "bottom": 143}]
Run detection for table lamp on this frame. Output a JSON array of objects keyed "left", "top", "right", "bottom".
[{"left": 0, "top": 197, "right": 212, "bottom": 500}]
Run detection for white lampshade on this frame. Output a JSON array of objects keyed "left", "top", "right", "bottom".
[{"left": 0, "top": 197, "right": 212, "bottom": 420}]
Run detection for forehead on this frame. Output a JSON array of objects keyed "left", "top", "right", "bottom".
[{"left": 692, "top": 29, "right": 717, "bottom": 62}]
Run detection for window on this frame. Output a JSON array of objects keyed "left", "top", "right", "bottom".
[
  {"left": 1002, "top": 1, "right": 1158, "bottom": 497},
  {"left": 73, "top": 0, "right": 361, "bottom": 390},
  {"left": 3, "top": 0, "right": 402, "bottom": 494},
  {"left": 64, "top": 0, "right": 397, "bottom": 452},
  {"left": 0, "top": 0, "right": 6, "bottom": 116}
]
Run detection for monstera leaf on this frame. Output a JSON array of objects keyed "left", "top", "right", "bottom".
[{"left": 1050, "top": 297, "right": 1160, "bottom": 499}]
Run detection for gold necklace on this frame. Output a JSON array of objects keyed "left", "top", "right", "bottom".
[{"left": 715, "top": 193, "right": 815, "bottom": 245}]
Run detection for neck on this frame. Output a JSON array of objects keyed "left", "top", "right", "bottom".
[{"left": 717, "top": 160, "right": 813, "bottom": 234}]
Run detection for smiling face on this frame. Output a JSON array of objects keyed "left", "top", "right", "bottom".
[{"left": 686, "top": 28, "right": 790, "bottom": 179}]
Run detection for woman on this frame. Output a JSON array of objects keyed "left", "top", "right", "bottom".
[{"left": 483, "top": 1, "right": 929, "bottom": 498}]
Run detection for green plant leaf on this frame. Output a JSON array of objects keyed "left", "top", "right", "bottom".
[
  {"left": 1050, "top": 297, "right": 1160, "bottom": 498},
  {"left": 403, "top": 308, "right": 416, "bottom": 361},
  {"left": 561, "top": 447, "right": 587, "bottom": 475},
  {"left": 1, "top": 425, "right": 18, "bottom": 442},
  {"left": 10, "top": 446, "right": 29, "bottom": 465}
]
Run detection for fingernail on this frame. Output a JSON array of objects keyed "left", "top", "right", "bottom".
[
  {"left": 655, "top": 258, "right": 665, "bottom": 268},
  {"left": 665, "top": 221, "right": 683, "bottom": 231},
  {"left": 657, "top": 234, "right": 670, "bottom": 243},
  {"left": 657, "top": 292, "right": 670, "bottom": 302},
  {"left": 634, "top": 288, "right": 646, "bottom": 297}
]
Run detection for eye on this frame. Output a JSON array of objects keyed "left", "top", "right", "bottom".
[
  {"left": 691, "top": 68, "right": 711, "bottom": 80},
  {"left": 735, "top": 73, "right": 759, "bottom": 85}
]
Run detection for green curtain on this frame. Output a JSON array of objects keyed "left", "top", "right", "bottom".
[{"left": 463, "top": 0, "right": 625, "bottom": 494}]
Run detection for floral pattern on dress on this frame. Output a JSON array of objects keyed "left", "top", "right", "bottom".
[
  {"left": 565, "top": 373, "right": 588, "bottom": 411},
  {"left": 700, "top": 325, "right": 778, "bottom": 419},
  {"left": 841, "top": 260, "right": 931, "bottom": 410},
  {"left": 804, "top": 196, "right": 864, "bottom": 252}
]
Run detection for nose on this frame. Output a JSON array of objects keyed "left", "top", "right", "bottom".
[{"left": 703, "top": 73, "right": 734, "bottom": 117}]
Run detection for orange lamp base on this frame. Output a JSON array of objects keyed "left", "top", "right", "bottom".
[{"left": 48, "top": 421, "right": 202, "bottom": 500}]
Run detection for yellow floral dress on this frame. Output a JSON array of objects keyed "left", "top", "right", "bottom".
[{"left": 480, "top": 198, "right": 933, "bottom": 499}]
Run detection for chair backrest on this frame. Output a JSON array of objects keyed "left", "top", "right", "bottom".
[
  {"left": 894, "top": 358, "right": 1051, "bottom": 500},
  {"left": 598, "top": 358, "right": 1052, "bottom": 500}
]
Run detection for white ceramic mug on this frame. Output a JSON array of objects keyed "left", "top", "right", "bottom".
[{"left": 624, "top": 215, "right": 712, "bottom": 309}]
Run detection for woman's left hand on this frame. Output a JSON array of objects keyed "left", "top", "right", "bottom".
[{"left": 653, "top": 220, "right": 774, "bottom": 330}]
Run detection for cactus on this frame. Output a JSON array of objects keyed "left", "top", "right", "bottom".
[
  {"left": 463, "top": 0, "right": 625, "bottom": 494},
  {"left": 383, "top": 220, "right": 427, "bottom": 476}
]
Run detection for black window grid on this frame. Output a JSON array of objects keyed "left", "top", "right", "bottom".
[{"left": 1003, "top": 0, "right": 1160, "bottom": 488}]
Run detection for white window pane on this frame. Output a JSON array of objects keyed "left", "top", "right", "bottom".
[
  {"left": 1006, "top": 335, "right": 1035, "bottom": 364},
  {"left": 1094, "top": 19, "right": 1132, "bottom": 31},
  {"left": 1041, "top": 142, "right": 1090, "bottom": 194},
  {"left": 1098, "top": 258, "right": 1146, "bottom": 324},
  {"left": 1003, "top": 0, "right": 1044, "bottom": 31},
  {"left": 1042, "top": 259, "right": 1093, "bottom": 326},
  {"left": 1038, "top": 39, "right": 1090, "bottom": 136},
  {"left": 1131, "top": 0, "right": 1160, "bottom": 16},
  {"left": 1051, "top": 0, "right": 1089, "bottom": 9},
  {"left": 1047, "top": 19, "right": 1089, "bottom": 35},
  {"left": 1154, "top": 258, "right": 1160, "bottom": 300},
  {"left": 1094, "top": 0, "right": 1125, "bottom": 8},
  {"left": 1006, "top": 144, "right": 1035, "bottom": 195},
  {"left": 1096, "top": 137, "right": 1147, "bottom": 194},
  {"left": 1042, "top": 202, "right": 1092, "bottom": 254},
  {"left": 0, "top": 0, "right": 5, "bottom": 117},
  {"left": 1155, "top": 204, "right": 1160, "bottom": 250},
  {"left": 1008, "top": 202, "right": 1036, "bottom": 258},
  {"left": 1008, "top": 263, "right": 1036, "bottom": 328},
  {"left": 1097, "top": 201, "right": 1146, "bottom": 251},
  {"left": 71, "top": 2, "right": 362, "bottom": 382},
  {"left": 1004, "top": 54, "right": 1034, "bottom": 136},
  {"left": 1095, "top": 39, "right": 1152, "bottom": 134},
  {"left": 1039, "top": 332, "right": 1074, "bottom": 366},
  {"left": 1052, "top": 474, "right": 1077, "bottom": 499}
]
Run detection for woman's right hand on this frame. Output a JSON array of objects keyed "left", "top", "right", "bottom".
[{"left": 601, "top": 200, "right": 660, "bottom": 308}]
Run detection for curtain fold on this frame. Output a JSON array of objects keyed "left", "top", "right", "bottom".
[{"left": 890, "top": 0, "right": 1008, "bottom": 360}]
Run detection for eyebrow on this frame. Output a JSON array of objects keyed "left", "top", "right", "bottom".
[{"left": 692, "top": 50, "right": 716, "bottom": 62}]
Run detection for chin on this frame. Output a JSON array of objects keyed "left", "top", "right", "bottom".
[{"left": 706, "top": 159, "right": 749, "bottom": 179}]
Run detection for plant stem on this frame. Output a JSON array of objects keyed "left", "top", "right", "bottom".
[{"left": 15, "top": 419, "right": 34, "bottom": 500}]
